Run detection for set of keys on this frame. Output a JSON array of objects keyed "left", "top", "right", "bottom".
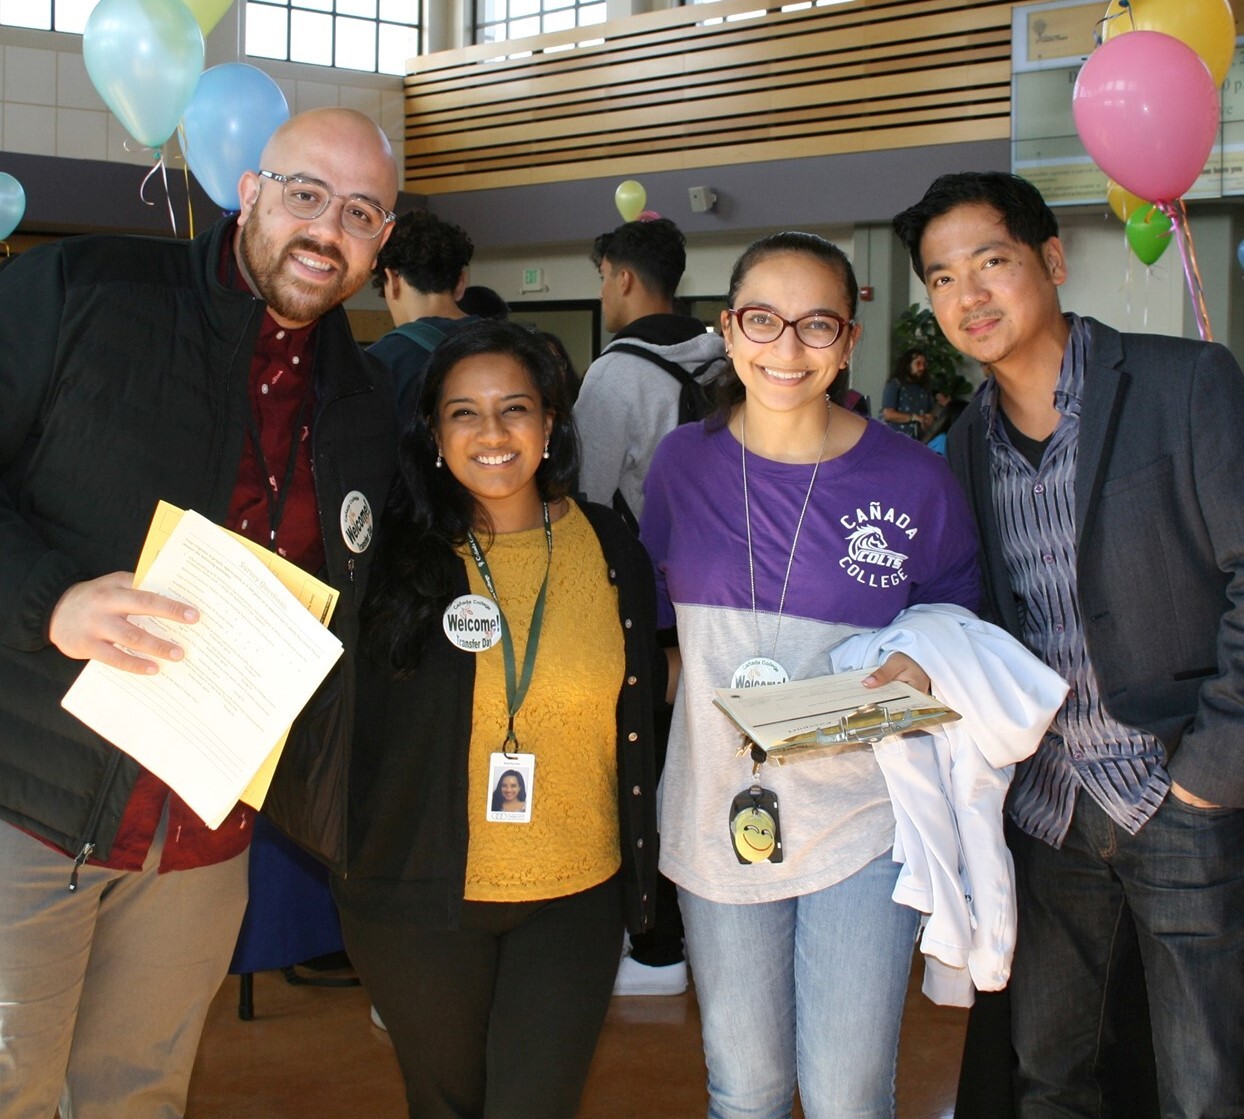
[{"left": 735, "top": 737, "right": 770, "bottom": 774}]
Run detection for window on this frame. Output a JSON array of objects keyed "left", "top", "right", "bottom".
[
  {"left": 474, "top": 0, "right": 605, "bottom": 46},
  {"left": 246, "top": 0, "right": 420, "bottom": 74},
  {"left": 0, "top": 0, "right": 95, "bottom": 33},
  {"left": 0, "top": 0, "right": 418, "bottom": 76}
]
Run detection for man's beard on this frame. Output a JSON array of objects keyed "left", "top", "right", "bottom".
[{"left": 239, "top": 218, "right": 358, "bottom": 324}]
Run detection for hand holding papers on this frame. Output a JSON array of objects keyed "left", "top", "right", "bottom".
[
  {"left": 62, "top": 506, "right": 342, "bottom": 828},
  {"left": 714, "top": 668, "right": 960, "bottom": 766}
]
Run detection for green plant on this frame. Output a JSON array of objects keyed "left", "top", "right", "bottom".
[{"left": 892, "top": 303, "right": 971, "bottom": 401}]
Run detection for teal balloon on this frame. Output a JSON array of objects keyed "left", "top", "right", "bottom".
[
  {"left": 1125, "top": 204, "right": 1173, "bottom": 267},
  {"left": 182, "top": 64, "right": 289, "bottom": 210},
  {"left": 83, "top": 0, "right": 204, "bottom": 149},
  {"left": 0, "top": 172, "right": 25, "bottom": 239}
]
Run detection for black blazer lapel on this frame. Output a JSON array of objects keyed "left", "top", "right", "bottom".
[
  {"left": 1074, "top": 322, "right": 1128, "bottom": 547},
  {"left": 964, "top": 404, "right": 1023, "bottom": 635}
]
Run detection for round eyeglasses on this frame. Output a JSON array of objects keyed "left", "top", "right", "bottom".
[
  {"left": 257, "top": 171, "right": 396, "bottom": 241},
  {"left": 727, "top": 306, "right": 853, "bottom": 348}
]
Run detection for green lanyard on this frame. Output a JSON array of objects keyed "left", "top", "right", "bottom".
[{"left": 465, "top": 503, "right": 553, "bottom": 754}]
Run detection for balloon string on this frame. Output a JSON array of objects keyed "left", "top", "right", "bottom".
[
  {"left": 1121, "top": 223, "right": 1133, "bottom": 328},
  {"left": 139, "top": 150, "right": 179, "bottom": 239},
  {"left": 177, "top": 123, "right": 196, "bottom": 240},
  {"left": 1093, "top": 0, "right": 1134, "bottom": 45},
  {"left": 1159, "top": 200, "right": 1213, "bottom": 342}
]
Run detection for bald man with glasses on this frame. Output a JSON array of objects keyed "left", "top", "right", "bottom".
[{"left": 0, "top": 107, "right": 399, "bottom": 1119}]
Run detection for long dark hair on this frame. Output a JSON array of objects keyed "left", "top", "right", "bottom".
[
  {"left": 363, "top": 320, "right": 581, "bottom": 674},
  {"left": 708, "top": 232, "right": 860, "bottom": 429},
  {"left": 490, "top": 768, "right": 527, "bottom": 811}
]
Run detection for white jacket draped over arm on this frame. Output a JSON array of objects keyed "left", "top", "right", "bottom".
[{"left": 829, "top": 604, "right": 1068, "bottom": 1006}]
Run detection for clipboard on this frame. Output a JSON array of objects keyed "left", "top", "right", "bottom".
[{"left": 713, "top": 668, "right": 960, "bottom": 766}]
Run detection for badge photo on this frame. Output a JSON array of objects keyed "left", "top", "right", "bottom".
[{"left": 487, "top": 752, "right": 535, "bottom": 823}]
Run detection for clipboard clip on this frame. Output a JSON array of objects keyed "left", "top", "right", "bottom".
[{"left": 761, "top": 701, "right": 961, "bottom": 765}]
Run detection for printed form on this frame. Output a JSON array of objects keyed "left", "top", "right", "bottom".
[{"left": 62, "top": 505, "right": 341, "bottom": 828}]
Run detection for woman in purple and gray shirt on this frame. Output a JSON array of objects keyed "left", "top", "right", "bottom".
[{"left": 640, "top": 232, "right": 980, "bottom": 1119}]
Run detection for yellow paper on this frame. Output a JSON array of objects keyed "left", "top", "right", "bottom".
[{"left": 134, "top": 502, "right": 338, "bottom": 809}]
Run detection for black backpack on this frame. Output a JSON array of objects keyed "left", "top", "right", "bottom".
[
  {"left": 602, "top": 343, "right": 724, "bottom": 532},
  {"left": 606, "top": 343, "right": 720, "bottom": 425}
]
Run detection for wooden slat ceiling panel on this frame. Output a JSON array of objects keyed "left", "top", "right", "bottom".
[
  {"left": 405, "top": 35, "right": 1011, "bottom": 127},
  {"left": 402, "top": 0, "right": 1016, "bottom": 193},
  {"left": 408, "top": 65, "right": 1012, "bottom": 155},
  {"left": 405, "top": 8, "right": 1008, "bottom": 102},
  {"left": 410, "top": 97, "right": 1010, "bottom": 170}
]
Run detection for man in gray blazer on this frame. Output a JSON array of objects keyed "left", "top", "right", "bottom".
[{"left": 893, "top": 172, "right": 1244, "bottom": 1118}]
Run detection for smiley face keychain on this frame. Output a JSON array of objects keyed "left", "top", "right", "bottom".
[{"left": 728, "top": 784, "right": 783, "bottom": 864}]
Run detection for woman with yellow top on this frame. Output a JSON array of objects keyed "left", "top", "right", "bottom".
[{"left": 333, "top": 320, "right": 662, "bottom": 1119}]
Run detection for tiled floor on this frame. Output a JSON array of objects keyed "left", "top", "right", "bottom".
[{"left": 187, "top": 953, "right": 965, "bottom": 1117}]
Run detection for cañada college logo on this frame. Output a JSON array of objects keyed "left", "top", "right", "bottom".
[{"left": 838, "top": 502, "right": 915, "bottom": 589}]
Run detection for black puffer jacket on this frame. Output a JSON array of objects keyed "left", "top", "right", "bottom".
[{"left": 0, "top": 218, "right": 397, "bottom": 862}]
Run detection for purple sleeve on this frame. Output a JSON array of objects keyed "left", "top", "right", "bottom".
[{"left": 907, "top": 457, "right": 982, "bottom": 614}]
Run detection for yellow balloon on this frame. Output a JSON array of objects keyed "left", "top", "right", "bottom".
[
  {"left": 1101, "top": 0, "right": 1236, "bottom": 85},
  {"left": 614, "top": 180, "right": 647, "bottom": 223},
  {"left": 182, "top": 0, "right": 233, "bottom": 37},
  {"left": 1106, "top": 179, "right": 1152, "bottom": 223}
]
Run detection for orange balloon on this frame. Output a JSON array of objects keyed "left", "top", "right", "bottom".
[
  {"left": 1106, "top": 179, "right": 1151, "bottom": 223},
  {"left": 1101, "top": 0, "right": 1236, "bottom": 85}
]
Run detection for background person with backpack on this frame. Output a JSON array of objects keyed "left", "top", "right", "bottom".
[
  {"left": 575, "top": 217, "right": 726, "bottom": 534},
  {"left": 370, "top": 210, "right": 482, "bottom": 418},
  {"left": 574, "top": 216, "right": 725, "bottom": 996}
]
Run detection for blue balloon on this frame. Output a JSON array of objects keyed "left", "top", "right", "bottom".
[
  {"left": 1237, "top": 239, "right": 1244, "bottom": 273},
  {"left": 83, "top": 0, "right": 204, "bottom": 149},
  {"left": 0, "top": 172, "right": 26, "bottom": 240},
  {"left": 182, "top": 63, "right": 290, "bottom": 211}
]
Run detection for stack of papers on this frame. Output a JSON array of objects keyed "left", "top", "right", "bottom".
[{"left": 62, "top": 503, "right": 342, "bottom": 828}]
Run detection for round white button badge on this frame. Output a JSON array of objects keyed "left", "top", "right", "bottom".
[
  {"left": 443, "top": 595, "right": 503, "bottom": 652},
  {"left": 339, "top": 491, "right": 374, "bottom": 554}
]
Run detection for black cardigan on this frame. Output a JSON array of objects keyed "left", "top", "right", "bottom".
[{"left": 333, "top": 501, "right": 663, "bottom": 934}]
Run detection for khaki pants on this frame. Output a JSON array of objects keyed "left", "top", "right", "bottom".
[{"left": 0, "top": 815, "right": 249, "bottom": 1119}]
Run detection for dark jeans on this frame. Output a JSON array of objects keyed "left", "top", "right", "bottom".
[
  {"left": 339, "top": 876, "right": 623, "bottom": 1119},
  {"left": 1009, "top": 794, "right": 1244, "bottom": 1119}
]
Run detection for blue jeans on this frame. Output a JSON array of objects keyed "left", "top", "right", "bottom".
[
  {"left": 1009, "top": 794, "right": 1244, "bottom": 1119},
  {"left": 678, "top": 852, "right": 919, "bottom": 1119}
]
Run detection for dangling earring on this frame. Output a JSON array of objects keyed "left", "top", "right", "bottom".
[
  {"left": 435, "top": 450, "right": 443, "bottom": 468},
  {"left": 542, "top": 440, "right": 550, "bottom": 460}
]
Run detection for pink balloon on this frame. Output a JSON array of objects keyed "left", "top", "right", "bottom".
[{"left": 1073, "top": 31, "right": 1220, "bottom": 203}]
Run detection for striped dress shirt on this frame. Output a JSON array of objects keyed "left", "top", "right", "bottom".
[{"left": 985, "top": 314, "right": 1169, "bottom": 848}]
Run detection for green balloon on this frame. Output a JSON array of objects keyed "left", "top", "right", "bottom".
[{"left": 1125, "top": 204, "right": 1173, "bottom": 267}]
